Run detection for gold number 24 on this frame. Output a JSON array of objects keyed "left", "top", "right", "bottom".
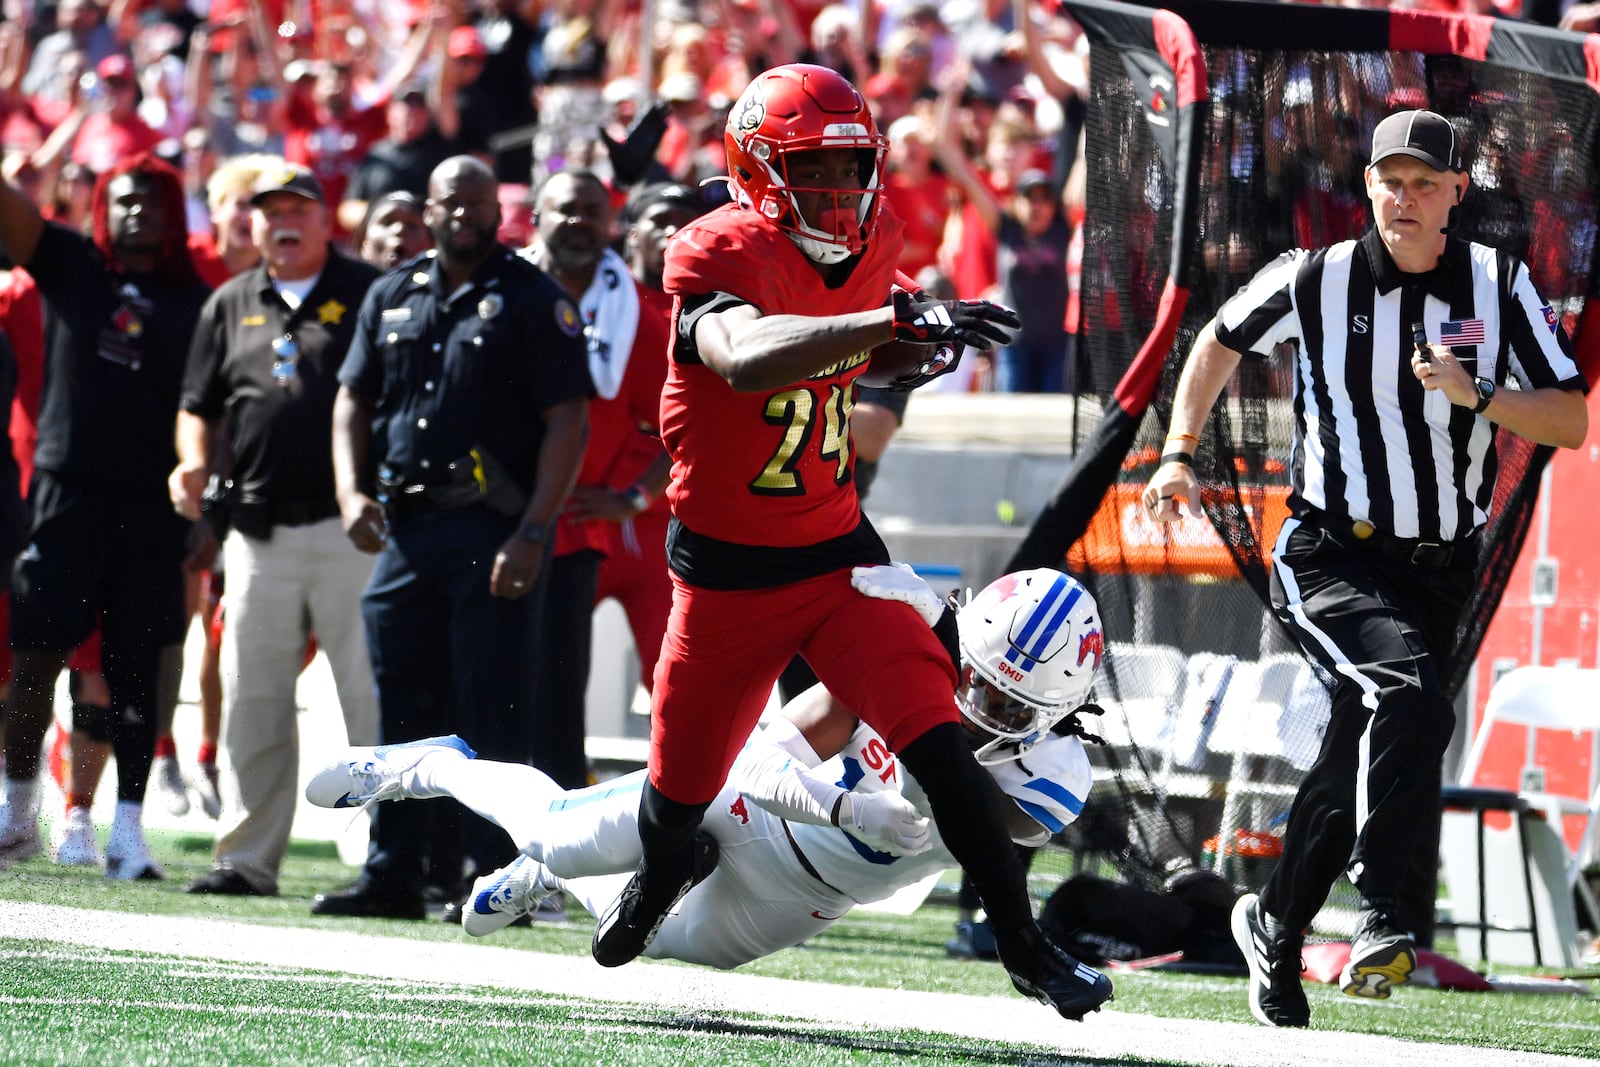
[{"left": 750, "top": 383, "right": 855, "bottom": 495}]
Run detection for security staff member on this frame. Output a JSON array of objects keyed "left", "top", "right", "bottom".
[
  {"left": 171, "top": 163, "right": 383, "bottom": 898},
  {"left": 1145, "top": 110, "right": 1588, "bottom": 1028},
  {"left": 323, "top": 156, "right": 590, "bottom": 918},
  {"left": 0, "top": 153, "right": 208, "bottom": 879}
]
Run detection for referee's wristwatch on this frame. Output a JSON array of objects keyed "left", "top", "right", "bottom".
[{"left": 1472, "top": 376, "right": 1497, "bottom": 414}]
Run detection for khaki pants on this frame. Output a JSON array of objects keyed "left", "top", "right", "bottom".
[{"left": 213, "top": 518, "right": 378, "bottom": 892}]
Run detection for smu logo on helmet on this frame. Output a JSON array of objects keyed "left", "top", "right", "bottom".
[
  {"left": 996, "top": 660, "right": 1026, "bottom": 683},
  {"left": 1078, "top": 628, "right": 1104, "bottom": 669}
]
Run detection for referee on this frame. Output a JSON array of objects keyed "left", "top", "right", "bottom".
[{"left": 1144, "top": 109, "right": 1588, "bottom": 1028}]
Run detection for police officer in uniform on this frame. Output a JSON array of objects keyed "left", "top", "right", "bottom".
[
  {"left": 1145, "top": 109, "right": 1588, "bottom": 1027},
  {"left": 320, "top": 155, "right": 590, "bottom": 918},
  {"left": 172, "top": 163, "right": 383, "bottom": 897}
]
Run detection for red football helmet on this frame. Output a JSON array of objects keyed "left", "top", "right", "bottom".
[{"left": 724, "top": 64, "right": 888, "bottom": 265}]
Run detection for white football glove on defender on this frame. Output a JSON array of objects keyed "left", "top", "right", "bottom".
[
  {"left": 851, "top": 562, "right": 945, "bottom": 627},
  {"left": 838, "top": 789, "right": 931, "bottom": 855}
]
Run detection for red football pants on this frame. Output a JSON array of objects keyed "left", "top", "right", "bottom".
[{"left": 648, "top": 567, "right": 958, "bottom": 804}]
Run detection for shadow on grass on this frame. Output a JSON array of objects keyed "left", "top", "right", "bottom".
[{"left": 599, "top": 1009, "right": 1163, "bottom": 1067}]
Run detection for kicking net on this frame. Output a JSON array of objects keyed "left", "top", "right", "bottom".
[{"left": 1020, "top": 2, "right": 1600, "bottom": 931}]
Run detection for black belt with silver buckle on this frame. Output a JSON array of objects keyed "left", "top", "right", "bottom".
[
  {"left": 780, "top": 819, "right": 846, "bottom": 895},
  {"left": 1344, "top": 518, "right": 1476, "bottom": 569}
]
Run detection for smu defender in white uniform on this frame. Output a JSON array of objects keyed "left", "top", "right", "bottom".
[{"left": 308, "top": 565, "right": 1105, "bottom": 971}]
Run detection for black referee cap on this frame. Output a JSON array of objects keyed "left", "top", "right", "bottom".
[{"left": 1370, "top": 109, "right": 1464, "bottom": 173}]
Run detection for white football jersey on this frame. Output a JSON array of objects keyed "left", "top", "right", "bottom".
[{"left": 785, "top": 722, "right": 1092, "bottom": 905}]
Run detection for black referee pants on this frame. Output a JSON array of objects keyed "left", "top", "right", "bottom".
[{"left": 1260, "top": 513, "right": 1474, "bottom": 936}]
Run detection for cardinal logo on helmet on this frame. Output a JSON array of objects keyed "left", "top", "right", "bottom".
[{"left": 734, "top": 84, "right": 766, "bottom": 135}]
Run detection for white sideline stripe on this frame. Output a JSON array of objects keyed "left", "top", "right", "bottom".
[{"left": 0, "top": 902, "right": 1581, "bottom": 1067}]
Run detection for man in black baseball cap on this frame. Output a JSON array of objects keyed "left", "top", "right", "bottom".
[
  {"left": 250, "top": 163, "right": 326, "bottom": 206},
  {"left": 1369, "top": 108, "right": 1464, "bottom": 173}
]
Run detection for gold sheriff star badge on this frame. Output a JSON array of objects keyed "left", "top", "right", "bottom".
[{"left": 317, "top": 298, "right": 347, "bottom": 325}]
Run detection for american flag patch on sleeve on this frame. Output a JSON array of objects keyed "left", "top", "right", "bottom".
[{"left": 1440, "top": 318, "right": 1486, "bottom": 345}]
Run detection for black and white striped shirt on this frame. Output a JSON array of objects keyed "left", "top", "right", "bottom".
[{"left": 1215, "top": 229, "right": 1586, "bottom": 541}]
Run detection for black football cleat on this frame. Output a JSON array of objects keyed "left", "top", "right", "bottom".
[
  {"left": 592, "top": 830, "right": 719, "bottom": 968},
  {"left": 1009, "top": 937, "right": 1114, "bottom": 1021}
]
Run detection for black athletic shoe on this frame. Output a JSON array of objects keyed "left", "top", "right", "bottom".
[
  {"left": 186, "top": 867, "right": 273, "bottom": 896},
  {"left": 1008, "top": 937, "right": 1114, "bottom": 1021},
  {"left": 1340, "top": 903, "right": 1415, "bottom": 1000},
  {"left": 1231, "top": 893, "right": 1309, "bottom": 1027},
  {"left": 591, "top": 830, "right": 719, "bottom": 968}
]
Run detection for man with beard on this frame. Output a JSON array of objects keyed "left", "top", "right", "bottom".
[
  {"left": 517, "top": 168, "right": 671, "bottom": 793},
  {"left": 171, "top": 163, "right": 382, "bottom": 898},
  {"left": 0, "top": 153, "right": 209, "bottom": 878},
  {"left": 320, "top": 156, "right": 590, "bottom": 918}
]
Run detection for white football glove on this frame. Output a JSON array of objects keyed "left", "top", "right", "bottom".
[
  {"left": 838, "top": 789, "right": 932, "bottom": 856},
  {"left": 851, "top": 562, "right": 945, "bottom": 628}
]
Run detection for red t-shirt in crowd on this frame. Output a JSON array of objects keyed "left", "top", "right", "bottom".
[{"left": 882, "top": 170, "right": 951, "bottom": 280}]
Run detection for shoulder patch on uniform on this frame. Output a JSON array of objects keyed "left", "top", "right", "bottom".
[{"left": 555, "top": 298, "right": 583, "bottom": 337}]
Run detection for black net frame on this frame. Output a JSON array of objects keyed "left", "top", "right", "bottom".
[{"left": 1034, "top": 1, "right": 1600, "bottom": 910}]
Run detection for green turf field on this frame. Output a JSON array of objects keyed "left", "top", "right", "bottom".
[{"left": 2, "top": 828, "right": 1597, "bottom": 1066}]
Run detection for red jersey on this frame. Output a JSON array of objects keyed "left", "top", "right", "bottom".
[
  {"left": 553, "top": 276, "right": 671, "bottom": 557},
  {"left": 0, "top": 270, "right": 43, "bottom": 488},
  {"left": 659, "top": 203, "right": 904, "bottom": 547}
]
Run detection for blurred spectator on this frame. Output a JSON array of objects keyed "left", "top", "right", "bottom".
[
  {"left": 433, "top": 25, "right": 507, "bottom": 177},
  {"left": 880, "top": 112, "right": 952, "bottom": 280},
  {"left": 940, "top": 161, "right": 1070, "bottom": 392},
  {"left": 71, "top": 54, "right": 162, "bottom": 176},
  {"left": 521, "top": 167, "right": 671, "bottom": 789},
  {"left": 464, "top": 0, "right": 540, "bottom": 183},
  {"left": 338, "top": 84, "right": 453, "bottom": 234},
  {"left": 122, "top": 0, "right": 204, "bottom": 60},
  {"left": 532, "top": 0, "right": 609, "bottom": 186},
  {"left": 283, "top": 16, "right": 435, "bottom": 235},
  {"left": 655, "top": 73, "right": 726, "bottom": 187},
  {"left": 184, "top": 8, "right": 294, "bottom": 169},
  {"left": 802, "top": 3, "right": 870, "bottom": 85},
  {"left": 352, "top": 190, "right": 431, "bottom": 270},
  {"left": 704, "top": 0, "right": 804, "bottom": 101},
  {"left": 133, "top": 26, "right": 194, "bottom": 140},
  {"left": 865, "top": 25, "right": 935, "bottom": 129},
  {"left": 22, "top": 0, "right": 117, "bottom": 106},
  {"left": 189, "top": 152, "right": 278, "bottom": 288}
]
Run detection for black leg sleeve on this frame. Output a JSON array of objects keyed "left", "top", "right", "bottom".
[
  {"left": 638, "top": 777, "right": 711, "bottom": 884},
  {"left": 898, "top": 722, "right": 1041, "bottom": 971}
]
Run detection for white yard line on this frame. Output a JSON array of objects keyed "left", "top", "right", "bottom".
[{"left": 2, "top": 902, "right": 1587, "bottom": 1067}]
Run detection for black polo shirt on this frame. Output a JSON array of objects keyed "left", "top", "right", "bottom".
[
  {"left": 338, "top": 246, "right": 592, "bottom": 491},
  {"left": 181, "top": 247, "right": 381, "bottom": 507},
  {"left": 27, "top": 222, "right": 210, "bottom": 488}
]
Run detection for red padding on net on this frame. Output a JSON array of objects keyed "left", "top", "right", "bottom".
[
  {"left": 1152, "top": 10, "right": 1206, "bottom": 110},
  {"left": 1587, "top": 34, "right": 1600, "bottom": 95},
  {"left": 1389, "top": 10, "right": 1494, "bottom": 61},
  {"left": 1113, "top": 278, "right": 1189, "bottom": 413}
]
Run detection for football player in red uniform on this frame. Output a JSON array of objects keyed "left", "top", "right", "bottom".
[{"left": 589, "top": 62, "right": 1111, "bottom": 1021}]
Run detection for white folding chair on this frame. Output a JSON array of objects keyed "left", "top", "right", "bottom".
[
  {"left": 1096, "top": 642, "right": 1187, "bottom": 755},
  {"left": 1440, "top": 665, "right": 1600, "bottom": 966}
]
